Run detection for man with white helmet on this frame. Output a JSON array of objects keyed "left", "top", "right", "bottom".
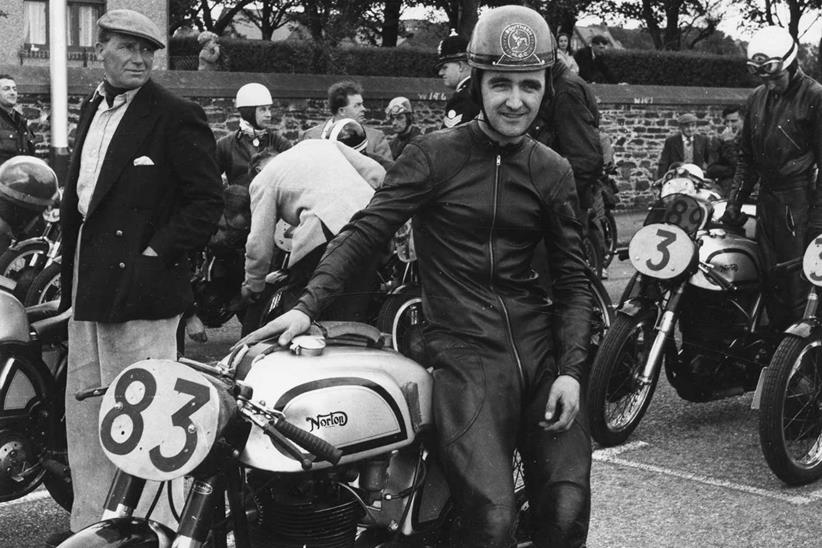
[
  {"left": 722, "top": 26, "right": 822, "bottom": 330},
  {"left": 241, "top": 6, "right": 592, "bottom": 546},
  {"left": 385, "top": 96, "right": 421, "bottom": 158},
  {"left": 216, "top": 82, "right": 291, "bottom": 187}
]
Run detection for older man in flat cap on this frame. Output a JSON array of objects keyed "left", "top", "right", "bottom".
[
  {"left": 657, "top": 112, "right": 712, "bottom": 178},
  {"left": 51, "top": 8, "right": 223, "bottom": 543}
]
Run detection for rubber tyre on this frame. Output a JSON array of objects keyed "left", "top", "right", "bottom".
[
  {"left": 376, "top": 286, "right": 425, "bottom": 361},
  {"left": 588, "top": 269, "right": 614, "bottom": 360},
  {"left": 581, "top": 229, "right": 604, "bottom": 279},
  {"left": 759, "top": 334, "right": 822, "bottom": 485},
  {"left": 587, "top": 309, "right": 660, "bottom": 446},
  {"left": 24, "top": 261, "right": 61, "bottom": 306},
  {"left": 0, "top": 242, "right": 49, "bottom": 300}
]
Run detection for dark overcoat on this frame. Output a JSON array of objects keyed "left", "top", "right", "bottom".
[{"left": 60, "top": 79, "right": 223, "bottom": 322}]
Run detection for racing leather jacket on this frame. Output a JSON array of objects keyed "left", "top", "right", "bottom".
[
  {"left": 295, "top": 121, "right": 592, "bottom": 382},
  {"left": 732, "top": 69, "right": 822, "bottom": 201}
]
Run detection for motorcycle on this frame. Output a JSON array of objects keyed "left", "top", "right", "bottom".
[
  {"left": 59, "top": 322, "right": 533, "bottom": 547},
  {"left": 0, "top": 276, "right": 72, "bottom": 510},
  {"left": 756, "top": 237, "right": 822, "bottom": 485},
  {"left": 587, "top": 171, "right": 770, "bottom": 447},
  {"left": 0, "top": 200, "right": 61, "bottom": 302}
]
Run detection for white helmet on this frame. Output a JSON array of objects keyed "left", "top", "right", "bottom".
[
  {"left": 746, "top": 26, "right": 798, "bottom": 77},
  {"left": 235, "top": 83, "right": 273, "bottom": 108}
]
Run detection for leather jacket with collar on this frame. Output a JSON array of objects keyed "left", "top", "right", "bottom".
[{"left": 296, "top": 121, "right": 592, "bottom": 383}]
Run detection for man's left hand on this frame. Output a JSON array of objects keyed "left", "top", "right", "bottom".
[{"left": 540, "top": 375, "right": 580, "bottom": 433}]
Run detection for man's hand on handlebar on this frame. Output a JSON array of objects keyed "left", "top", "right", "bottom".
[{"left": 234, "top": 309, "right": 312, "bottom": 349}]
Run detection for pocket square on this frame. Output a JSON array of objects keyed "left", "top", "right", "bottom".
[{"left": 133, "top": 156, "right": 154, "bottom": 166}]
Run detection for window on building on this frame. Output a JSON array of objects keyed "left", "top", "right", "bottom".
[{"left": 24, "top": 0, "right": 106, "bottom": 49}]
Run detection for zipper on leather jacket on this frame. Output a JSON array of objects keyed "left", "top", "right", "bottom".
[
  {"left": 777, "top": 124, "right": 801, "bottom": 151},
  {"left": 489, "top": 154, "right": 526, "bottom": 390}
]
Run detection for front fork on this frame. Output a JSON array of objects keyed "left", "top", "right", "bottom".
[{"left": 638, "top": 284, "right": 685, "bottom": 385}]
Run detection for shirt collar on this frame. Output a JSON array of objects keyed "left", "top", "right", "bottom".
[
  {"left": 456, "top": 76, "right": 471, "bottom": 92},
  {"left": 92, "top": 81, "right": 142, "bottom": 110}
]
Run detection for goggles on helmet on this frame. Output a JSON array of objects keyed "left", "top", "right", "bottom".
[{"left": 746, "top": 57, "right": 785, "bottom": 77}]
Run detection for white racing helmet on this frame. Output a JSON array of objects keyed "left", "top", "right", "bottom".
[
  {"left": 746, "top": 26, "right": 798, "bottom": 77},
  {"left": 235, "top": 83, "right": 273, "bottom": 108}
]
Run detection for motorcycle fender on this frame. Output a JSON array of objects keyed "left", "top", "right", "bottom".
[
  {"left": 616, "top": 299, "right": 646, "bottom": 318},
  {"left": 783, "top": 320, "right": 819, "bottom": 340},
  {"left": 57, "top": 517, "right": 175, "bottom": 548},
  {"left": 751, "top": 368, "right": 768, "bottom": 410},
  {"left": 6, "top": 237, "right": 48, "bottom": 252}
]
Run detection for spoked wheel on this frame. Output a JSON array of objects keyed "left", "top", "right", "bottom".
[
  {"left": 0, "top": 242, "right": 49, "bottom": 301},
  {"left": 581, "top": 230, "right": 604, "bottom": 280},
  {"left": 759, "top": 334, "right": 822, "bottom": 485},
  {"left": 0, "top": 351, "right": 71, "bottom": 510},
  {"left": 587, "top": 309, "right": 660, "bottom": 446},
  {"left": 588, "top": 270, "right": 614, "bottom": 359},
  {"left": 24, "top": 261, "right": 61, "bottom": 306}
]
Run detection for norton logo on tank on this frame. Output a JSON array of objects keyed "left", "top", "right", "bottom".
[
  {"left": 306, "top": 411, "right": 349, "bottom": 432},
  {"left": 500, "top": 23, "right": 537, "bottom": 61}
]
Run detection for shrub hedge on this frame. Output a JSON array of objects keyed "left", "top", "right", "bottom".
[{"left": 169, "top": 36, "right": 756, "bottom": 87}]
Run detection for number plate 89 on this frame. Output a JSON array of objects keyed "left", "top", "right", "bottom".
[
  {"left": 629, "top": 223, "right": 696, "bottom": 279},
  {"left": 98, "top": 359, "right": 222, "bottom": 482}
]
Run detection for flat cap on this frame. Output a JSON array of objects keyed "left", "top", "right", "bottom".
[
  {"left": 677, "top": 113, "right": 697, "bottom": 125},
  {"left": 97, "top": 9, "right": 165, "bottom": 50}
]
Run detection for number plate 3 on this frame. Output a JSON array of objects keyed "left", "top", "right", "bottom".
[
  {"left": 99, "top": 359, "right": 221, "bottom": 482},
  {"left": 803, "top": 236, "right": 822, "bottom": 287},
  {"left": 629, "top": 223, "right": 696, "bottom": 279}
]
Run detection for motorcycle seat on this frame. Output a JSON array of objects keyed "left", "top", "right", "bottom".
[
  {"left": 32, "top": 307, "right": 71, "bottom": 345},
  {"left": 26, "top": 300, "right": 61, "bottom": 324}
]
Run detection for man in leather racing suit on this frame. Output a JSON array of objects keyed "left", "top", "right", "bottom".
[
  {"left": 240, "top": 6, "right": 593, "bottom": 547},
  {"left": 723, "top": 26, "right": 822, "bottom": 330}
]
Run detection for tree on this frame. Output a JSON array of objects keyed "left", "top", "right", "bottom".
[
  {"left": 589, "top": 0, "right": 723, "bottom": 50},
  {"left": 523, "top": 0, "right": 597, "bottom": 36},
  {"left": 240, "top": 1, "right": 301, "bottom": 40},
  {"left": 740, "top": 0, "right": 822, "bottom": 41},
  {"left": 407, "top": 0, "right": 480, "bottom": 39}
]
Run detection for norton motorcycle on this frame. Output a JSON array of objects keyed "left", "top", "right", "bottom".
[
  {"left": 58, "top": 322, "right": 533, "bottom": 547},
  {"left": 587, "top": 170, "right": 771, "bottom": 447},
  {"left": 0, "top": 276, "right": 72, "bottom": 510},
  {"left": 757, "top": 236, "right": 822, "bottom": 485}
]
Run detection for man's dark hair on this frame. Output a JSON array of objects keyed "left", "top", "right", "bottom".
[
  {"left": 0, "top": 74, "right": 15, "bottom": 82},
  {"left": 722, "top": 105, "right": 742, "bottom": 118},
  {"left": 328, "top": 80, "right": 363, "bottom": 115},
  {"left": 590, "top": 35, "right": 609, "bottom": 46}
]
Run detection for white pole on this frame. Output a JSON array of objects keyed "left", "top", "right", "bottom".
[{"left": 48, "top": 0, "right": 70, "bottom": 180}]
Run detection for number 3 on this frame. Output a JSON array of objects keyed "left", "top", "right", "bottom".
[
  {"left": 646, "top": 229, "right": 677, "bottom": 272},
  {"left": 149, "top": 378, "right": 210, "bottom": 472}
]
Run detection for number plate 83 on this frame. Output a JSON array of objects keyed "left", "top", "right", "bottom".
[
  {"left": 98, "top": 359, "right": 224, "bottom": 482},
  {"left": 629, "top": 223, "right": 696, "bottom": 279},
  {"left": 803, "top": 236, "right": 822, "bottom": 288}
]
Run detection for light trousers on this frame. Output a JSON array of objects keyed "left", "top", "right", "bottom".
[{"left": 66, "top": 315, "right": 184, "bottom": 532}]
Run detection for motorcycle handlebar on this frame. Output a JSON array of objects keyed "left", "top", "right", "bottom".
[{"left": 272, "top": 418, "right": 343, "bottom": 466}]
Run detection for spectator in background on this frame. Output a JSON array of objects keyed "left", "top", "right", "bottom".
[
  {"left": 707, "top": 105, "right": 744, "bottom": 196},
  {"left": 197, "top": 30, "right": 225, "bottom": 71},
  {"left": 657, "top": 112, "right": 711, "bottom": 178},
  {"left": 385, "top": 96, "right": 421, "bottom": 158},
  {"left": 436, "top": 30, "right": 480, "bottom": 128},
  {"left": 557, "top": 31, "right": 580, "bottom": 74},
  {"left": 575, "top": 34, "right": 617, "bottom": 84},
  {"left": 0, "top": 74, "right": 35, "bottom": 166},
  {"left": 217, "top": 82, "right": 291, "bottom": 187},
  {"left": 301, "top": 80, "right": 393, "bottom": 166}
]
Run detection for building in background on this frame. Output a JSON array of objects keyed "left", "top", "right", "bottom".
[{"left": 0, "top": 0, "right": 168, "bottom": 69}]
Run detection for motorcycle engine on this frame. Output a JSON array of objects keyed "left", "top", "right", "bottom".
[
  {"left": 249, "top": 468, "right": 364, "bottom": 548},
  {"left": 674, "top": 286, "right": 763, "bottom": 401},
  {"left": 0, "top": 429, "right": 44, "bottom": 500}
]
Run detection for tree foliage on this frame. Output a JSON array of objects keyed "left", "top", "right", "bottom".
[
  {"left": 588, "top": 0, "right": 723, "bottom": 50},
  {"left": 740, "top": 0, "right": 822, "bottom": 41}
]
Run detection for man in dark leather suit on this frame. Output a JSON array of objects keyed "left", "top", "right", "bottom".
[
  {"left": 723, "top": 26, "right": 822, "bottom": 330},
  {"left": 241, "top": 6, "right": 593, "bottom": 547}
]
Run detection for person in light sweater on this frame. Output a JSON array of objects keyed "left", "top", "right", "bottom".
[{"left": 240, "top": 121, "right": 385, "bottom": 331}]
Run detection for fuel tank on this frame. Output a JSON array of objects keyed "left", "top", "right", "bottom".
[
  {"left": 689, "top": 229, "right": 762, "bottom": 291},
  {"left": 239, "top": 345, "right": 433, "bottom": 472}
]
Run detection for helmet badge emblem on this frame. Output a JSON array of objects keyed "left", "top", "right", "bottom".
[
  {"left": 750, "top": 53, "right": 769, "bottom": 63},
  {"left": 500, "top": 23, "right": 537, "bottom": 60}
]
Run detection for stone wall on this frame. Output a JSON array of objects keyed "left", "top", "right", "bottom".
[{"left": 1, "top": 66, "right": 752, "bottom": 209}]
